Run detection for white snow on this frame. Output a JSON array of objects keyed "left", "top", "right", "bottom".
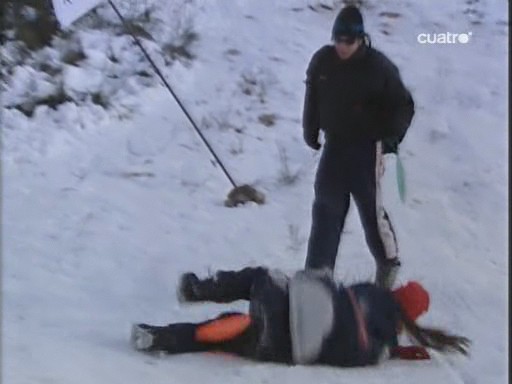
[{"left": 2, "top": 1, "right": 508, "bottom": 383}]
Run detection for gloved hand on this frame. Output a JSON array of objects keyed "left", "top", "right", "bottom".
[
  {"left": 390, "top": 346, "right": 430, "bottom": 360},
  {"left": 303, "top": 131, "right": 321, "bottom": 150},
  {"left": 382, "top": 137, "right": 399, "bottom": 154}
]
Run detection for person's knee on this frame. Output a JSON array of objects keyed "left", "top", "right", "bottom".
[{"left": 250, "top": 270, "right": 288, "bottom": 303}]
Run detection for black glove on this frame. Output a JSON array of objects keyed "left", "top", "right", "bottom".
[
  {"left": 382, "top": 137, "right": 399, "bottom": 154},
  {"left": 304, "top": 131, "right": 321, "bottom": 150}
]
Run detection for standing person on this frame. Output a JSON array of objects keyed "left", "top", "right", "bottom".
[
  {"left": 302, "top": 5, "right": 415, "bottom": 288},
  {"left": 131, "top": 268, "right": 469, "bottom": 366}
]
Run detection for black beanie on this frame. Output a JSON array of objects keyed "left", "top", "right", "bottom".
[{"left": 331, "top": 5, "right": 365, "bottom": 40}]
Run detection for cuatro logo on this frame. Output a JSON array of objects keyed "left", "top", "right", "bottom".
[{"left": 417, "top": 32, "right": 472, "bottom": 44}]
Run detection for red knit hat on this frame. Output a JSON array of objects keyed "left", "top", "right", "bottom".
[{"left": 392, "top": 281, "right": 430, "bottom": 321}]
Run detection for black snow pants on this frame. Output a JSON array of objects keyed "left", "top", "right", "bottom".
[
  {"left": 147, "top": 267, "right": 293, "bottom": 363},
  {"left": 305, "top": 140, "right": 398, "bottom": 271}
]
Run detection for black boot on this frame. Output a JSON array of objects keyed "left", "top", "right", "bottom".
[
  {"left": 177, "top": 272, "right": 230, "bottom": 302},
  {"left": 177, "top": 272, "right": 204, "bottom": 302},
  {"left": 131, "top": 324, "right": 165, "bottom": 352},
  {"left": 178, "top": 268, "right": 265, "bottom": 303},
  {"left": 375, "top": 258, "right": 401, "bottom": 290},
  {"left": 177, "top": 272, "right": 237, "bottom": 303},
  {"left": 131, "top": 323, "right": 198, "bottom": 354}
]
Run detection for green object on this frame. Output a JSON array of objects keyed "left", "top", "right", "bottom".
[{"left": 396, "top": 150, "right": 406, "bottom": 203}]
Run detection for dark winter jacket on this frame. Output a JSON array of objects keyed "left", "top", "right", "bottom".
[
  {"left": 248, "top": 270, "right": 401, "bottom": 366},
  {"left": 302, "top": 44, "right": 414, "bottom": 153}
]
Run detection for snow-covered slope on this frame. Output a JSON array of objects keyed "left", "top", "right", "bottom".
[{"left": 2, "top": 1, "right": 508, "bottom": 383}]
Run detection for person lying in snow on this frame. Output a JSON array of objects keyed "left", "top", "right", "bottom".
[{"left": 131, "top": 267, "right": 469, "bottom": 366}]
